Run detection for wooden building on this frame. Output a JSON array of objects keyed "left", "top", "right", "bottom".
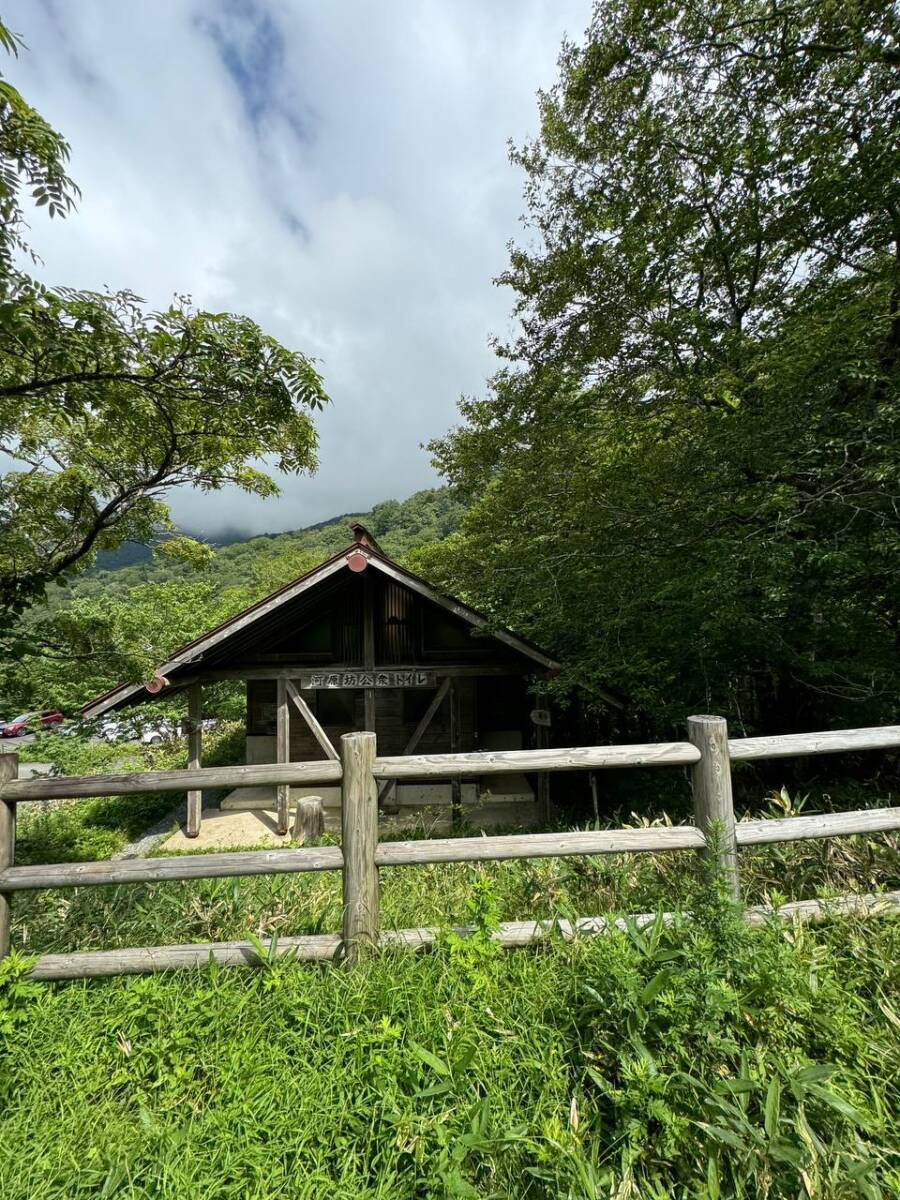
[{"left": 83, "top": 525, "right": 560, "bottom": 835}]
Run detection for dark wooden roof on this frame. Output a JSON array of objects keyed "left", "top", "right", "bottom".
[{"left": 82, "top": 527, "right": 561, "bottom": 719}]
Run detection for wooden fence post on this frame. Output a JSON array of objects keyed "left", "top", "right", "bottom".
[
  {"left": 687, "top": 715, "right": 740, "bottom": 900},
  {"left": 0, "top": 752, "right": 18, "bottom": 959},
  {"left": 340, "top": 732, "right": 379, "bottom": 963}
]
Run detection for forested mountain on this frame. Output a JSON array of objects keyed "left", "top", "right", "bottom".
[
  {"left": 1, "top": 488, "right": 465, "bottom": 714},
  {"left": 70, "top": 488, "right": 464, "bottom": 601}
]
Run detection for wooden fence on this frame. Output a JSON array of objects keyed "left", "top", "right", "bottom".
[{"left": 1, "top": 715, "right": 899, "bottom": 981}]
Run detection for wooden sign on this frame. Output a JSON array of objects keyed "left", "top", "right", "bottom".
[{"left": 299, "top": 670, "right": 436, "bottom": 690}]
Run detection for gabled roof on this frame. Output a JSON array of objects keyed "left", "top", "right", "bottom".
[{"left": 82, "top": 525, "right": 561, "bottom": 719}]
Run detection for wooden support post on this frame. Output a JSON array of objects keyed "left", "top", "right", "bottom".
[
  {"left": 449, "top": 680, "right": 462, "bottom": 828},
  {"left": 535, "top": 722, "right": 551, "bottom": 826},
  {"left": 687, "top": 715, "right": 739, "bottom": 900},
  {"left": 363, "top": 574, "right": 376, "bottom": 733},
  {"left": 186, "top": 681, "right": 203, "bottom": 838},
  {"left": 293, "top": 796, "right": 325, "bottom": 843},
  {"left": 589, "top": 772, "right": 600, "bottom": 825},
  {"left": 0, "top": 752, "right": 18, "bottom": 960},
  {"left": 276, "top": 677, "right": 290, "bottom": 835},
  {"left": 340, "top": 732, "right": 379, "bottom": 963}
]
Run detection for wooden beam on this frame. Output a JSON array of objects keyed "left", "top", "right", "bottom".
[
  {"left": 377, "top": 677, "right": 451, "bottom": 807},
  {"left": 6, "top": 804, "right": 900, "bottom": 897},
  {"left": 285, "top": 679, "right": 339, "bottom": 760},
  {"left": 589, "top": 772, "right": 600, "bottom": 823},
  {"left": 533, "top": 714, "right": 551, "bottom": 826},
  {"left": 735, "top": 806, "right": 900, "bottom": 845},
  {"left": 185, "top": 681, "right": 202, "bottom": 838},
  {"left": 276, "top": 677, "right": 290, "bottom": 835},
  {"left": 0, "top": 843, "right": 344, "bottom": 891},
  {"left": 375, "top": 825, "right": 705, "bottom": 865},
  {"left": 155, "top": 664, "right": 538, "bottom": 689}
]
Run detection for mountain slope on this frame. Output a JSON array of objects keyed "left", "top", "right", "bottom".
[{"left": 69, "top": 488, "right": 466, "bottom": 603}]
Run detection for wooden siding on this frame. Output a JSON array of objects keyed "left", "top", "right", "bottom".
[
  {"left": 230, "top": 573, "right": 528, "bottom": 671},
  {"left": 377, "top": 579, "right": 417, "bottom": 663}
]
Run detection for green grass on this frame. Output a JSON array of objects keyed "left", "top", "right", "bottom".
[
  {"left": 2, "top": 738, "right": 899, "bottom": 1196},
  {"left": 10, "top": 802, "right": 898, "bottom": 957},
  {"left": 1, "top": 890, "right": 899, "bottom": 1198},
  {"left": 12, "top": 722, "right": 246, "bottom": 863}
]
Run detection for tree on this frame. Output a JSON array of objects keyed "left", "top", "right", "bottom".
[
  {"left": 424, "top": 0, "right": 900, "bottom": 735},
  {"left": 0, "top": 579, "right": 227, "bottom": 713},
  {"left": 0, "top": 21, "right": 328, "bottom": 615}
]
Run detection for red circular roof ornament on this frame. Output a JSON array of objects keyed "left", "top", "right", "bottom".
[
  {"left": 346, "top": 550, "right": 369, "bottom": 573},
  {"left": 145, "top": 673, "right": 170, "bottom": 695}
]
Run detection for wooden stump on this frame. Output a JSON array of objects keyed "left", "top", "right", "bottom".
[{"left": 293, "top": 796, "right": 325, "bottom": 844}]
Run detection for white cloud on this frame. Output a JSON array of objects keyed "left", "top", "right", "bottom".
[{"left": 5, "top": 0, "right": 591, "bottom": 536}]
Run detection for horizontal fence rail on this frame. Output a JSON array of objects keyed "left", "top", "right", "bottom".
[
  {"left": 0, "top": 845, "right": 345, "bottom": 892},
  {"left": 4, "top": 758, "right": 343, "bottom": 802},
  {"left": 735, "top": 807, "right": 900, "bottom": 846},
  {"left": 0, "top": 717, "right": 898, "bottom": 979},
  {"left": 728, "top": 725, "right": 900, "bottom": 761},
  {"left": 25, "top": 890, "right": 900, "bottom": 982},
  {"left": 5, "top": 808, "right": 899, "bottom": 895},
  {"left": 372, "top": 740, "right": 702, "bottom": 779}
]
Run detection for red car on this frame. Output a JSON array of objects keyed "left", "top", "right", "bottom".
[{"left": 1, "top": 710, "right": 64, "bottom": 737}]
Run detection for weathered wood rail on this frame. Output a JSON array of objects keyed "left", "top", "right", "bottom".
[{"left": 1, "top": 716, "right": 898, "bottom": 979}]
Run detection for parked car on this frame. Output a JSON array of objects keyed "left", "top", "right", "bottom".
[
  {"left": 97, "top": 717, "right": 215, "bottom": 745},
  {"left": 96, "top": 719, "right": 156, "bottom": 744},
  {"left": 1, "top": 710, "right": 64, "bottom": 737}
]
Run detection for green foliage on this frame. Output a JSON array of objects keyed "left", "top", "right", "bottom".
[
  {"left": 13, "top": 721, "right": 245, "bottom": 866},
  {"left": 0, "top": 950, "right": 41, "bottom": 1036},
  {"left": 563, "top": 903, "right": 895, "bottom": 1196},
  {"left": 441, "top": 869, "right": 502, "bottom": 981},
  {"left": 3, "top": 749, "right": 899, "bottom": 1195},
  {"left": 73, "top": 484, "right": 467, "bottom": 601},
  {"left": 424, "top": 0, "right": 900, "bottom": 735},
  {"left": 2, "top": 580, "right": 229, "bottom": 710},
  {"left": 0, "top": 22, "right": 78, "bottom": 274},
  {"left": 0, "top": 486, "right": 465, "bottom": 716},
  {"left": 0, "top": 285, "right": 327, "bottom": 616},
  {"left": 2, "top": 874, "right": 899, "bottom": 1197},
  {"left": 0, "top": 23, "right": 328, "bottom": 616}
]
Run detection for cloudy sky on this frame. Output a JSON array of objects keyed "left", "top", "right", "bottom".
[{"left": 5, "top": 0, "right": 590, "bottom": 539}]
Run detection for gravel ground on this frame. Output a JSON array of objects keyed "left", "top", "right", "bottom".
[{"left": 112, "top": 798, "right": 189, "bottom": 859}]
